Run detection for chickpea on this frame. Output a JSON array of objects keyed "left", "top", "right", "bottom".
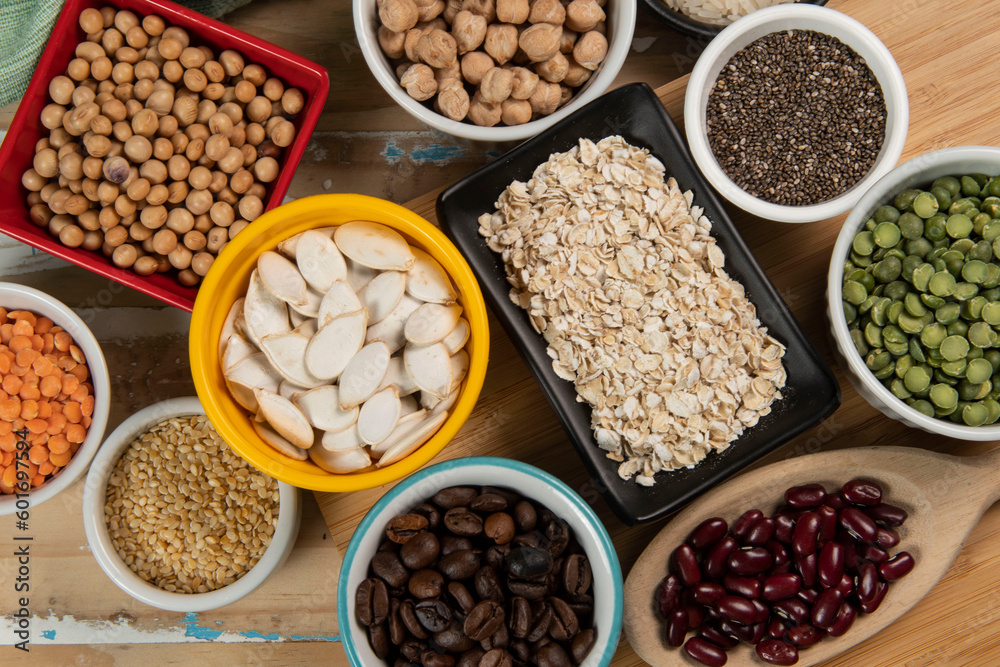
[
  {"left": 380, "top": 0, "right": 420, "bottom": 33},
  {"left": 416, "top": 29, "right": 458, "bottom": 69},
  {"left": 563, "top": 59, "right": 591, "bottom": 87},
  {"left": 536, "top": 52, "right": 569, "bottom": 83},
  {"left": 480, "top": 67, "right": 514, "bottom": 104},
  {"left": 434, "top": 81, "right": 469, "bottom": 121},
  {"left": 484, "top": 23, "right": 517, "bottom": 65},
  {"left": 461, "top": 51, "right": 495, "bottom": 85},
  {"left": 378, "top": 26, "right": 407, "bottom": 60},
  {"left": 528, "top": 78, "right": 561, "bottom": 115},
  {"left": 399, "top": 63, "right": 438, "bottom": 102},
  {"left": 528, "top": 0, "right": 565, "bottom": 24},
  {"left": 496, "top": 0, "right": 529, "bottom": 23},
  {"left": 520, "top": 23, "right": 562, "bottom": 63},
  {"left": 467, "top": 91, "right": 502, "bottom": 126},
  {"left": 573, "top": 30, "right": 607, "bottom": 70}
]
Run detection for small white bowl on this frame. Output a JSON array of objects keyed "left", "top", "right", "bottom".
[
  {"left": 0, "top": 283, "right": 110, "bottom": 516},
  {"left": 828, "top": 146, "right": 1000, "bottom": 440},
  {"left": 82, "top": 397, "right": 301, "bottom": 612},
  {"left": 353, "top": 0, "right": 636, "bottom": 142},
  {"left": 338, "top": 456, "right": 623, "bottom": 666},
  {"left": 684, "top": 4, "right": 909, "bottom": 223}
]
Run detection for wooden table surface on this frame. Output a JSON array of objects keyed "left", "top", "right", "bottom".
[{"left": 3, "top": 0, "right": 1000, "bottom": 665}]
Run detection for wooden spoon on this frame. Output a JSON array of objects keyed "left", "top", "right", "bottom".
[{"left": 624, "top": 445, "right": 1000, "bottom": 666}]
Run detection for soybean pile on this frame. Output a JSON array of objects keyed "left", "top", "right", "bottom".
[{"left": 842, "top": 173, "right": 1000, "bottom": 426}]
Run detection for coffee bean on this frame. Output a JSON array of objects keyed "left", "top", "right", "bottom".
[
  {"left": 506, "top": 546, "right": 553, "bottom": 579},
  {"left": 507, "top": 579, "right": 549, "bottom": 600},
  {"left": 373, "top": 550, "right": 412, "bottom": 589},
  {"left": 570, "top": 628, "right": 596, "bottom": 665},
  {"left": 445, "top": 507, "right": 484, "bottom": 537},
  {"left": 510, "top": 596, "right": 531, "bottom": 639},
  {"left": 564, "top": 593, "right": 593, "bottom": 619},
  {"left": 442, "top": 536, "right": 474, "bottom": 556},
  {"left": 401, "top": 530, "right": 441, "bottom": 570},
  {"left": 389, "top": 598, "right": 407, "bottom": 645},
  {"left": 436, "top": 621, "right": 477, "bottom": 652},
  {"left": 509, "top": 639, "right": 530, "bottom": 663},
  {"left": 415, "top": 599, "right": 453, "bottom": 633},
  {"left": 421, "top": 647, "right": 455, "bottom": 667},
  {"left": 475, "top": 565, "right": 504, "bottom": 602},
  {"left": 484, "top": 513, "right": 516, "bottom": 545},
  {"left": 447, "top": 581, "right": 476, "bottom": 615},
  {"left": 511, "top": 530, "right": 544, "bottom": 549},
  {"left": 387, "top": 513, "right": 429, "bottom": 543},
  {"left": 536, "top": 642, "right": 572, "bottom": 667},
  {"left": 480, "top": 623, "right": 509, "bottom": 651},
  {"left": 514, "top": 501, "right": 537, "bottom": 532},
  {"left": 357, "top": 577, "right": 390, "bottom": 626},
  {"left": 409, "top": 568, "right": 445, "bottom": 599},
  {"left": 369, "top": 622, "right": 391, "bottom": 659},
  {"left": 401, "top": 639, "right": 425, "bottom": 661},
  {"left": 401, "top": 600, "right": 430, "bottom": 639},
  {"left": 548, "top": 598, "right": 579, "bottom": 641},
  {"left": 544, "top": 519, "right": 570, "bottom": 557},
  {"left": 561, "top": 554, "right": 592, "bottom": 596},
  {"left": 479, "top": 648, "right": 513, "bottom": 667},
  {"left": 465, "top": 600, "right": 506, "bottom": 641},
  {"left": 527, "top": 602, "right": 553, "bottom": 642},
  {"left": 471, "top": 493, "right": 509, "bottom": 513},
  {"left": 456, "top": 648, "right": 486, "bottom": 667},
  {"left": 433, "top": 486, "right": 479, "bottom": 509},
  {"left": 484, "top": 544, "right": 511, "bottom": 570},
  {"left": 440, "top": 549, "right": 481, "bottom": 580},
  {"left": 412, "top": 502, "right": 442, "bottom": 530}
]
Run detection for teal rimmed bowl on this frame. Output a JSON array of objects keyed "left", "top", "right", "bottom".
[{"left": 337, "top": 456, "right": 623, "bottom": 666}]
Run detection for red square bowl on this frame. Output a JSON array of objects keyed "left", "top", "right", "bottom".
[{"left": 0, "top": 0, "right": 329, "bottom": 311}]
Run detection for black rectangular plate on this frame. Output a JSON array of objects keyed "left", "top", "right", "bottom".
[{"left": 437, "top": 83, "right": 841, "bottom": 525}]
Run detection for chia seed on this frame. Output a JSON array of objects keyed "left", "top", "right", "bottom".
[{"left": 706, "top": 29, "right": 887, "bottom": 207}]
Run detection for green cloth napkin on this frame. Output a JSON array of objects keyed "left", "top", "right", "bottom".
[{"left": 0, "top": 0, "right": 253, "bottom": 107}]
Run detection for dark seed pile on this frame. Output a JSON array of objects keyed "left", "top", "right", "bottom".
[{"left": 706, "top": 29, "right": 887, "bottom": 207}]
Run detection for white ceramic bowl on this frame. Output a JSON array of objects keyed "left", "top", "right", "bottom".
[
  {"left": 684, "top": 4, "right": 909, "bottom": 223},
  {"left": 82, "top": 396, "right": 301, "bottom": 611},
  {"left": 338, "top": 456, "right": 624, "bottom": 666},
  {"left": 828, "top": 146, "right": 1000, "bottom": 440},
  {"left": 353, "top": 0, "right": 636, "bottom": 142},
  {"left": 0, "top": 283, "right": 110, "bottom": 516}
]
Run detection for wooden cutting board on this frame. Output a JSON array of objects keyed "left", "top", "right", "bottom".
[{"left": 317, "top": 0, "right": 1000, "bottom": 664}]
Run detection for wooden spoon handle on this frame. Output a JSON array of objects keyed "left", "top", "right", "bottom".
[{"left": 968, "top": 447, "right": 1000, "bottom": 509}]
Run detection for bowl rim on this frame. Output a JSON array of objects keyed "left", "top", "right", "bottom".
[
  {"left": 352, "top": 0, "right": 637, "bottom": 142},
  {"left": 683, "top": 3, "right": 909, "bottom": 223},
  {"left": 0, "top": 282, "right": 110, "bottom": 515},
  {"left": 81, "top": 396, "right": 301, "bottom": 612},
  {"left": 639, "top": 0, "right": 829, "bottom": 39},
  {"left": 828, "top": 145, "right": 1000, "bottom": 440},
  {"left": 336, "top": 455, "right": 624, "bottom": 667},
  {"left": 189, "top": 193, "right": 490, "bottom": 492}
]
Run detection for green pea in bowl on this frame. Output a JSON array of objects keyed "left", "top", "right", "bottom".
[{"left": 828, "top": 146, "right": 1000, "bottom": 440}]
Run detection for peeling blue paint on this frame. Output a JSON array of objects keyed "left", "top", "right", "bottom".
[
  {"left": 40, "top": 630, "right": 56, "bottom": 640},
  {"left": 241, "top": 630, "right": 281, "bottom": 641},
  {"left": 411, "top": 144, "right": 465, "bottom": 163},
  {"left": 181, "top": 612, "right": 223, "bottom": 641},
  {"left": 291, "top": 633, "right": 341, "bottom": 642},
  {"left": 486, "top": 151, "right": 501, "bottom": 158},
  {"left": 382, "top": 142, "right": 405, "bottom": 163}
]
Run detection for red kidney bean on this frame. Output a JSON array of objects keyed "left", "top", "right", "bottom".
[
  {"left": 717, "top": 595, "right": 757, "bottom": 625},
  {"left": 785, "top": 484, "right": 827, "bottom": 509},
  {"left": 796, "top": 588, "right": 818, "bottom": 604},
  {"left": 841, "top": 479, "right": 882, "bottom": 506},
  {"left": 792, "top": 512, "right": 821, "bottom": 557},
  {"left": 750, "top": 622, "right": 767, "bottom": 644},
  {"left": 745, "top": 517, "right": 776, "bottom": 546},
  {"left": 723, "top": 574, "right": 760, "bottom": 599},
  {"left": 723, "top": 619, "right": 756, "bottom": 644},
  {"left": 772, "top": 598, "right": 809, "bottom": 625},
  {"left": 765, "top": 540, "right": 790, "bottom": 568},
  {"left": 860, "top": 581, "right": 888, "bottom": 613},
  {"left": 876, "top": 527, "right": 900, "bottom": 549},
  {"left": 856, "top": 562, "right": 879, "bottom": 603},
  {"left": 811, "top": 588, "right": 844, "bottom": 628},
  {"left": 684, "top": 637, "right": 728, "bottom": 667},
  {"left": 762, "top": 573, "right": 801, "bottom": 601},
  {"left": 666, "top": 608, "right": 689, "bottom": 647},
  {"left": 755, "top": 638, "right": 799, "bottom": 666},
  {"left": 773, "top": 513, "right": 796, "bottom": 544},
  {"left": 879, "top": 551, "right": 915, "bottom": 582},
  {"left": 816, "top": 505, "right": 838, "bottom": 543},
  {"left": 684, "top": 602, "right": 705, "bottom": 630},
  {"left": 672, "top": 544, "right": 702, "bottom": 586},
  {"left": 835, "top": 572, "right": 854, "bottom": 598},
  {"left": 767, "top": 617, "right": 789, "bottom": 639},
  {"left": 688, "top": 518, "right": 729, "bottom": 549},
  {"left": 825, "top": 492, "right": 847, "bottom": 510},
  {"left": 840, "top": 507, "right": 878, "bottom": 543},
  {"left": 706, "top": 537, "right": 739, "bottom": 579},
  {"left": 770, "top": 561, "right": 794, "bottom": 576},
  {"left": 864, "top": 502, "right": 908, "bottom": 527},
  {"left": 728, "top": 547, "right": 773, "bottom": 576},
  {"left": 700, "top": 624, "right": 739, "bottom": 649},
  {"left": 842, "top": 540, "right": 860, "bottom": 571},
  {"left": 828, "top": 601, "right": 858, "bottom": 637},
  {"left": 733, "top": 509, "right": 764, "bottom": 542},
  {"left": 658, "top": 574, "right": 684, "bottom": 617},
  {"left": 692, "top": 582, "right": 727, "bottom": 606},
  {"left": 787, "top": 623, "right": 825, "bottom": 648},
  {"left": 861, "top": 544, "right": 890, "bottom": 565},
  {"left": 750, "top": 599, "right": 770, "bottom": 624},
  {"left": 795, "top": 552, "right": 817, "bottom": 588},
  {"left": 818, "top": 541, "right": 845, "bottom": 589}
]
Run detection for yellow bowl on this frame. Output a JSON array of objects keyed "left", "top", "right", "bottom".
[{"left": 189, "top": 194, "right": 489, "bottom": 492}]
